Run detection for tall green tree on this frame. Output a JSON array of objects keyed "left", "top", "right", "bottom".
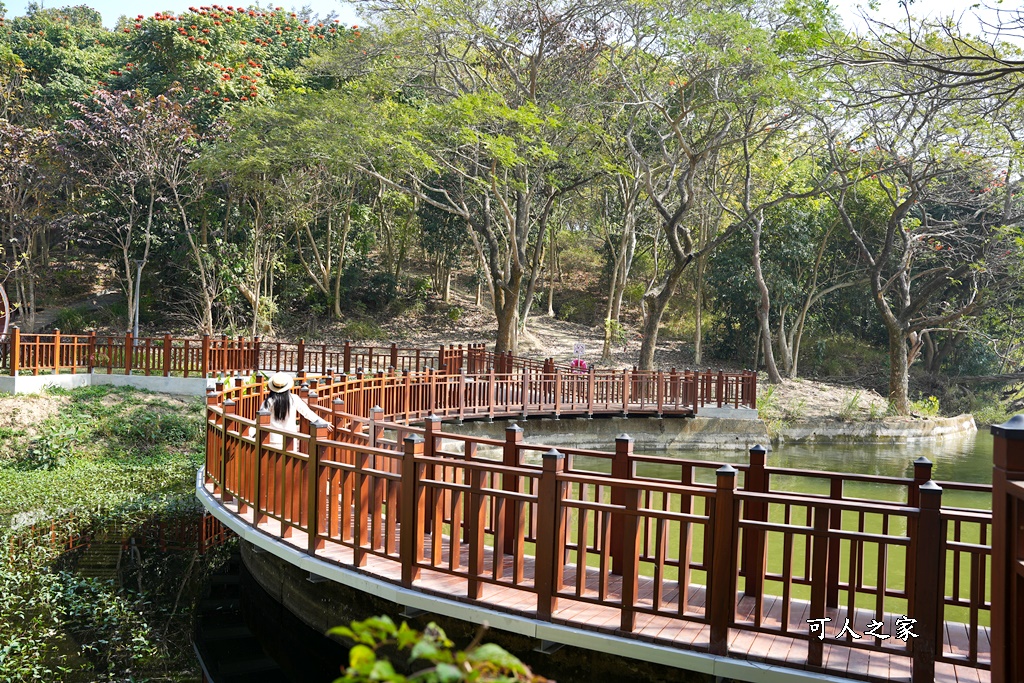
[
  {"left": 822, "top": 52, "right": 1016, "bottom": 412},
  {"left": 608, "top": 0, "right": 834, "bottom": 369},
  {"left": 350, "top": 0, "right": 608, "bottom": 353}
]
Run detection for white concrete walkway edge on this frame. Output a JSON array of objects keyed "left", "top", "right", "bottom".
[{"left": 197, "top": 469, "right": 858, "bottom": 683}]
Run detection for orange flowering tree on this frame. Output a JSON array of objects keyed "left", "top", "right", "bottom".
[{"left": 111, "top": 5, "right": 353, "bottom": 126}]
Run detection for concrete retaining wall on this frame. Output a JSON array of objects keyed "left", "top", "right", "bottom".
[
  {"left": 445, "top": 415, "right": 771, "bottom": 451},
  {"left": 775, "top": 413, "right": 977, "bottom": 444},
  {"left": 0, "top": 371, "right": 214, "bottom": 396},
  {"left": 443, "top": 413, "right": 978, "bottom": 451}
]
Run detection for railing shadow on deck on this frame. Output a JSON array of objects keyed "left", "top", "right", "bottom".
[{"left": 201, "top": 371, "right": 1003, "bottom": 683}]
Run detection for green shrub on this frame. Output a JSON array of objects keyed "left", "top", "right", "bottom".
[
  {"left": 20, "top": 424, "right": 85, "bottom": 471},
  {"left": 836, "top": 391, "right": 862, "bottom": 421},
  {"left": 911, "top": 395, "right": 941, "bottom": 417},
  {"left": 56, "top": 574, "right": 159, "bottom": 676},
  {"left": 99, "top": 408, "right": 201, "bottom": 456},
  {"left": 339, "top": 319, "right": 385, "bottom": 341},
  {"left": 54, "top": 306, "right": 92, "bottom": 335}
]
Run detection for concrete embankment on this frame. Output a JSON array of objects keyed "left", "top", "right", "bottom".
[
  {"left": 774, "top": 413, "right": 977, "bottom": 444},
  {"left": 444, "top": 412, "right": 978, "bottom": 450}
]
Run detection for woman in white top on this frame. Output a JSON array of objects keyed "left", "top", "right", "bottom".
[{"left": 259, "top": 372, "right": 333, "bottom": 447}]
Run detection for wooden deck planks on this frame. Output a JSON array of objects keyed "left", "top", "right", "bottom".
[{"left": 206, "top": 485, "right": 991, "bottom": 683}]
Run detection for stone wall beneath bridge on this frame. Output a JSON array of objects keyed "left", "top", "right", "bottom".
[{"left": 239, "top": 539, "right": 711, "bottom": 683}]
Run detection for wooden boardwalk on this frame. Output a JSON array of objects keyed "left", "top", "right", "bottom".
[
  {"left": 207, "top": 481, "right": 990, "bottom": 683},
  {"left": 191, "top": 348, "right": 1011, "bottom": 683}
]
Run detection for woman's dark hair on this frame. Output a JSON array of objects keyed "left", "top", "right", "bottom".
[{"left": 265, "top": 390, "right": 291, "bottom": 422}]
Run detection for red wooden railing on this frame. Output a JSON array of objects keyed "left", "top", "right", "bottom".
[
  {"left": 202, "top": 373, "right": 1004, "bottom": 683},
  {"left": 0, "top": 329, "right": 756, "bottom": 413}
]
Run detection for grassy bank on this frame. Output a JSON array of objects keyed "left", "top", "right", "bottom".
[{"left": 0, "top": 385, "right": 225, "bottom": 682}]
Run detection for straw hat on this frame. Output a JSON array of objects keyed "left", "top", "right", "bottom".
[{"left": 267, "top": 372, "right": 294, "bottom": 393}]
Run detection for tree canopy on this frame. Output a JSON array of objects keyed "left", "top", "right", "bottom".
[{"left": 1, "top": 0, "right": 1023, "bottom": 414}]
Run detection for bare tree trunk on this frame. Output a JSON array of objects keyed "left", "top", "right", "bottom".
[
  {"left": 637, "top": 261, "right": 687, "bottom": 370},
  {"left": 777, "top": 306, "right": 792, "bottom": 375},
  {"left": 751, "top": 219, "right": 782, "bottom": 383},
  {"left": 693, "top": 255, "right": 706, "bottom": 365},
  {"left": 888, "top": 328, "right": 910, "bottom": 414},
  {"left": 546, "top": 222, "right": 556, "bottom": 317}
]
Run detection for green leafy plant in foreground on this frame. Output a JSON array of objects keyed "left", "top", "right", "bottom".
[{"left": 330, "top": 616, "right": 549, "bottom": 683}]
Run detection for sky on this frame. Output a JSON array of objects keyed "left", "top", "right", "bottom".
[{"left": 0, "top": 0, "right": 1009, "bottom": 34}]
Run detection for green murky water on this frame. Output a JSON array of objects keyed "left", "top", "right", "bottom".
[{"left": 563, "top": 430, "right": 994, "bottom": 624}]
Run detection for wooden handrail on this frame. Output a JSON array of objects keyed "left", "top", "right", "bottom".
[
  {"left": 202, "top": 374, "right": 997, "bottom": 683},
  {"left": 2, "top": 330, "right": 757, "bottom": 410}
]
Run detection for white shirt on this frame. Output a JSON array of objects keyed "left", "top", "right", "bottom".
[{"left": 258, "top": 393, "right": 323, "bottom": 446}]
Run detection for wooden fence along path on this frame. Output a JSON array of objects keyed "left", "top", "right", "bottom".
[
  {"left": 0, "top": 329, "right": 756, "bottom": 415},
  {"left": 200, "top": 367, "right": 1020, "bottom": 683}
]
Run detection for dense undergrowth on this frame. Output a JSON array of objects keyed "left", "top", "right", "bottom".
[{"left": 0, "top": 385, "right": 229, "bottom": 682}]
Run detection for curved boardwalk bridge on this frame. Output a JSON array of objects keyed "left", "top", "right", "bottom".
[{"left": 3, "top": 332, "right": 1022, "bottom": 682}]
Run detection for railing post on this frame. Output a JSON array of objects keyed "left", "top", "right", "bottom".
[
  {"left": 521, "top": 367, "right": 530, "bottom": 419},
  {"left": 220, "top": 400, "right": 236, "bottom": 502},
  {"left": 553, "top": 368, "right": 562, "bottom": 418},
  {"left": 420, "top": 415, "right": 441, "bottom": 531},
  {"left": 459, "top": 369, "right": 466, "bottom": 423},
  {"left": 656, "top": 370, "right": 664, "bottom": 416},
  {"left": 369, "top": 405, "right": 384, "bottom": 449},
  {"left": 717, "top": 368, "right": 724, "bottom": 408},
  {"left": 9, "top": 326, "right": 19, "bottom": 376},
  {"left": 205, "top": 390, "right": 219, "bottom": 486},
  {"left": 53, "top": 328, "right": 61, "bottom": 375},
  {"left": 620, "top": 474, "right": 641, "bottom": 632},
  {"left": 307, "top": 419, "right": 330, "bottom": 554},
  {"left": 390, "top": 343, "right": 398, "bottom": 371},
  {"left": 990, "top": 414, "right": 1024, "bottom": 683},
  {"left": 467, "top": 456, "right": 486, "bottom": 599},
  {"left": 587, "top": 366, "right": 595, "bottom": 418},
  {"left": 252, "top": 336, "right": 261, "bottom": 374},
  {"left": 911, "top": 481, "right": 944, "bottom": 683},
  {"left": 162, "top": 333, "right": 172, "bottom": 377},
  {"left": 124, "top": 332, "right": 133, "bottom": 375},
  {"left": 610, "top": 434, "right": 634, "bottom": 576},
  {"left": 297, "top": 338, "right": 305, "bottom": 375},
  {"left": 909, "top": 456, "right": 933, "bottom": 508},
  {"left": 201, "top": 334, "right": 210, "bottom": 377},
  {"left": 255, "top": 409, "right": 270, "bottom": 524},
  {"left": 86, "top": 330, "right": 96, "bottom": 373},
  {"left": 487, "top": 367, "right": 496, "bottom": 421},
  {"left": 709, "top": 464, "right": 738, "bottom": 656},
  {"left": 808, "top": 504, "right": 829, "bottom": 667},
  {"left": 622, "top": 368, "right": 630, "bottom": 416},
  {"left": 344, "top": 340, "right": 352, "bottom": 375},
  {"left": 501, "top": 424, "right": 523, "bottom": 555},
  {"left": 742, "top": 444, "right": 768, "bottom": 598},
  {"left": 401, "top": 434, "right": 425, "bottom": 587},
  {"left": 535, "top": 448, "right": 566, "bottom": 620}
]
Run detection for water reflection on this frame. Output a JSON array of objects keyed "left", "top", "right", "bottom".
[{"left": 574, "top": 431, "right": 993, "bottom": 509}]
